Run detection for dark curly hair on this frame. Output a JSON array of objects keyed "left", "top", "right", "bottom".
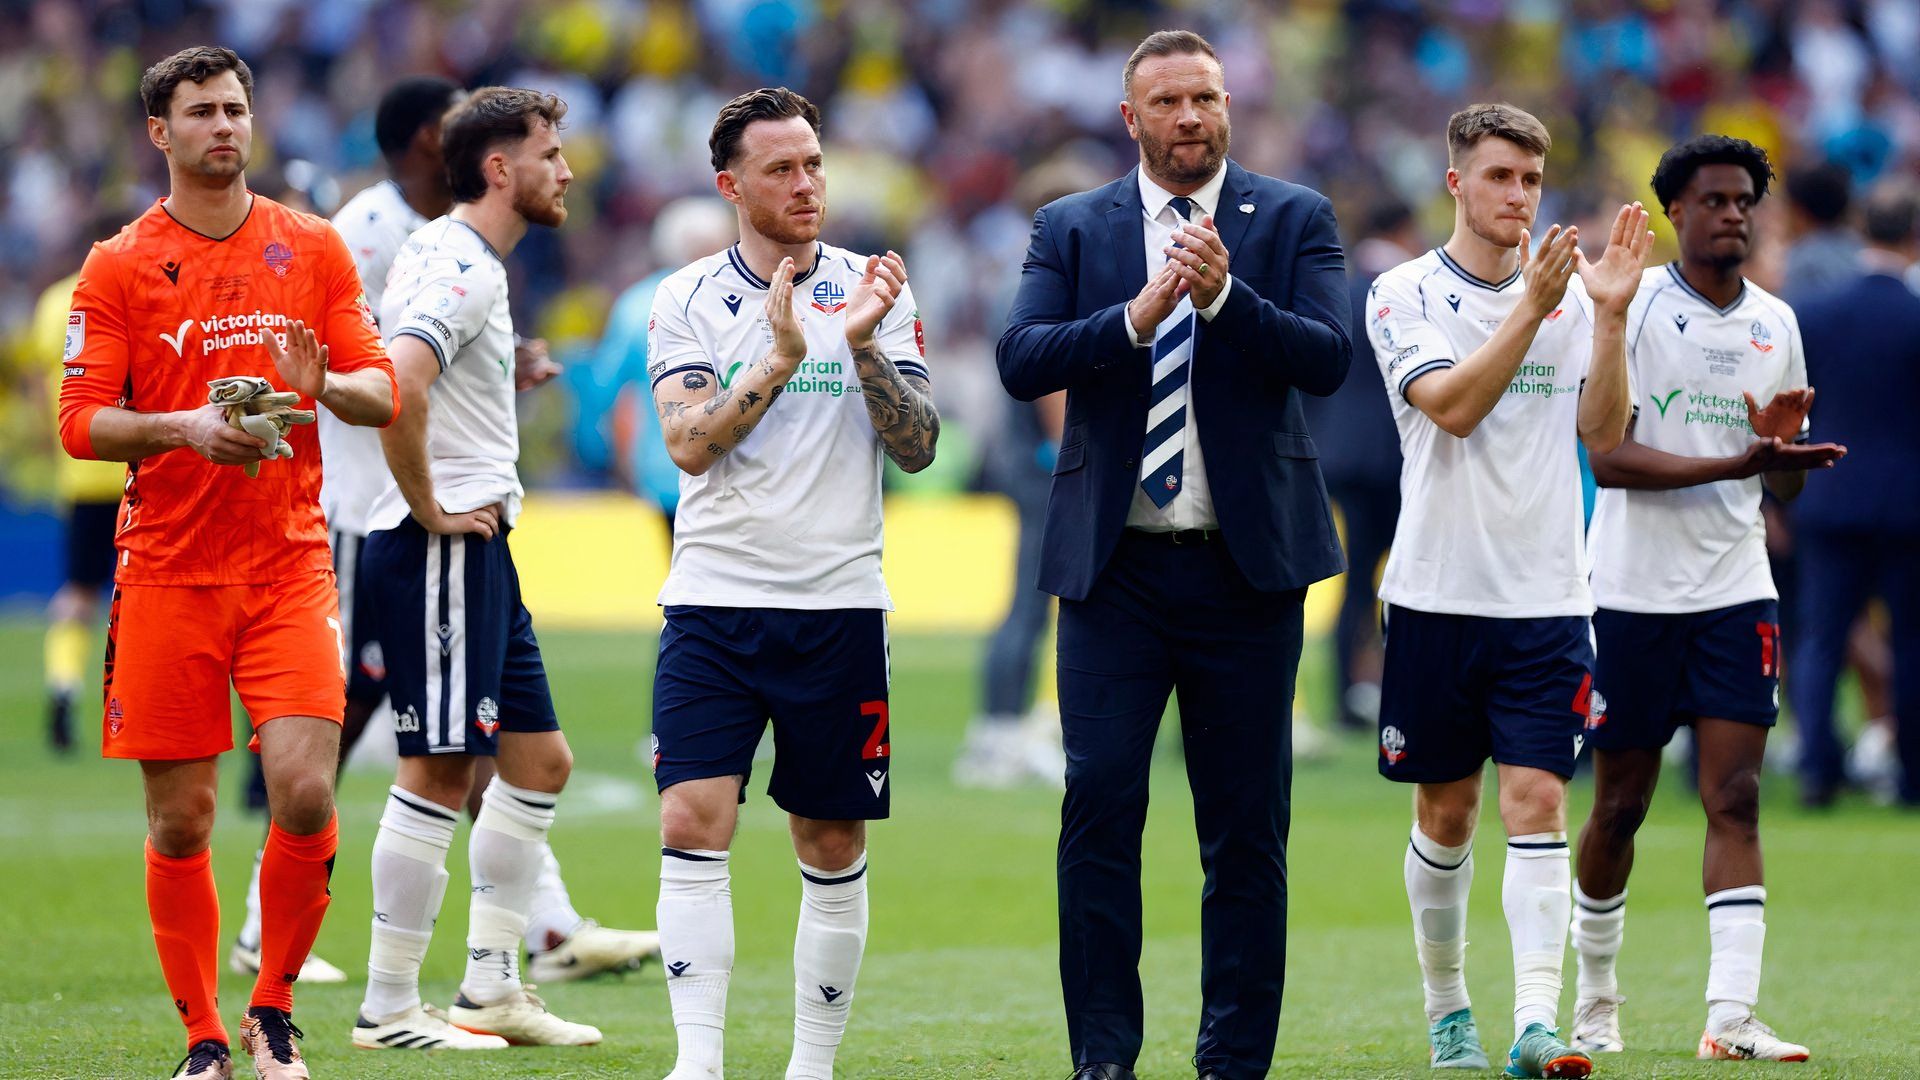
[{"left": 1651, "top": 135, "right": 1774, "bottom": 212}]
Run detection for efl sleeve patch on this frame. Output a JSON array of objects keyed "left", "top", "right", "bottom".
[{"left": 64, "top": 312, "right": 84, "bottom": 362}]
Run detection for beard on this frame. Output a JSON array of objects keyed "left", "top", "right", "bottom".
[
  {"left": 514, "top": 183, "right": 568, "bottom": 228},
  {"left": 1138, "top": 120, "right": 1229, "bottom": 187},
  {"left": 188, "top": 146, "right": 249, "bottom": 179},
  {"left": 744, "top": 197, "right": 823, "bottom": 246}
]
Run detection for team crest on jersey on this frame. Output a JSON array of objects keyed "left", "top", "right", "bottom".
[
  {"left": 1380, "top": 724, "right": 1407, "bottom": 764},
  {"left": 263, "top": 242, "right": 295, "bottom": 277},
  {"left": 811, "top": 279, "right": 847, "bottom": 314},
  {"left": 1749, "top": 320, "right": 1773, "bottom": 352},
  {"left": 475, "top": 696, "right": 500, "bottom": 736}
]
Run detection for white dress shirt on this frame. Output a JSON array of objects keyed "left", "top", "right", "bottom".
[{"left": 1124, "top": 166, "right": 1232, "bottom": 530}]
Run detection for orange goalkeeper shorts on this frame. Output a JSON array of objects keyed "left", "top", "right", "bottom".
[{"left": 101, "top": 570, "right": 346, "bottom": 760}]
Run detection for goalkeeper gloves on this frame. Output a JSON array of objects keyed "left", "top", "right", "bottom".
[{"left": 206, "top": 376, "right": 316, "bottom": 477}]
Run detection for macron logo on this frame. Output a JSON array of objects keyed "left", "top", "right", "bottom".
[
  {"left": 159, "top": 319, "right": 192, "bottom": 357},
  {"left": 668, "top": 961, "right": 690, "bottom": 977},
  {"left": 820, "top": 985, "right": 843, "bottom": 1003}
]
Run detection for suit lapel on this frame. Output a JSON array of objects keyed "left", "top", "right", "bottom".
[
  {"left": 1214, "top": 160, "right": 1256, "bottom": 266},
  {"left": 1106, "top": 167, "right": 1148, "bottom": 303}
]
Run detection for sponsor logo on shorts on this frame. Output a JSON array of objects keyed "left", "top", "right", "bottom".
[
  {"left": 358, "top": 640, "right": 387, "bottom": 681},
  {"left": 650, "top": 733, "right": 661, "bottom": 771},
  {"left": 476, "top": 696, "right": 500, "bottom": 736},
  {"left": 107, "top": 697, "right": 125, "bottom": 737},
  {"left": 395, "top": 705, "right": 421, "bottom": 734},
  {"left": 1380, "top": 724, "right": 1406, "bottom": 764},
  {"left": 1584, "top": 688, "right": 1609, "bottom": 732}
]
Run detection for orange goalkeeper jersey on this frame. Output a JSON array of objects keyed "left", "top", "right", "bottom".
[{"left": 58, "top": 195, "right": 397, "bottom": 585}]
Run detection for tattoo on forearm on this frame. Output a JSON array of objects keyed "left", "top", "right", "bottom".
[
  {"left": 702, "top": 387, "right": 733, "bottom": 416},
  {"left": 706, "top": 442, "right": 727, "bottom": 457},
  {"left": 739, "top": 390, "right": 762, "bottom": 413},
  {"left": 850, "top": 343, "right": 939, "bottom": 471},
  {"left": 731, "top": 424, "right": 752, "bottom": 441}
]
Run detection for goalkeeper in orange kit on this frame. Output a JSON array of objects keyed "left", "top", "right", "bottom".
[{"left": 56, "top": 45, "right": 396, "bottom": 1080}]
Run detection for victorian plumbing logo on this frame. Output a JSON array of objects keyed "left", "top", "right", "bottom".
[{"left": 159, "top": 311, "right": 292, "bottom": 357}]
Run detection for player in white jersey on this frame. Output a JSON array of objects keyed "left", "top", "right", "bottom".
[
  {"left": 351, "top": 87, "right": 604, "bottom": 1052},
  {"left": 1366, "top": 104, "right": 1652, "bottom": 1077},
  {"left": 647, "top": 88, "right": 938, "bottom": 1080},
  {"left": 1570, "top": 136, "right": 1843, "bottom": 1064}
]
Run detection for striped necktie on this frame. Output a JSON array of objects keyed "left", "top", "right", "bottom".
[{"left": 1141, "top": 195, "right": 1195, "bottom": 508}]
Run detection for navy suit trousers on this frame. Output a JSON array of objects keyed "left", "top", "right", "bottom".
[{"left": 1056, "top": 530, "right": 1303, "bottom": 1078}]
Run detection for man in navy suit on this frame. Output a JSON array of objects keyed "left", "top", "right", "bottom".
[
  {"left": 997, "top": 30, "right": 1350, "bottom": 1080},
  {"left": 1791, "top": 188, "right": 1920, "bottom": 807}
]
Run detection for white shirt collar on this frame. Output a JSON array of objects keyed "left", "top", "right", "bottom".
[{"left": 1137, "top": 163, "right": 1227, "bottom": 222}]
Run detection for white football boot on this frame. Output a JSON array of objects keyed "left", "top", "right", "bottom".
[{"left": 352, "top": 1003, "right": 510, "bottom": 1051}]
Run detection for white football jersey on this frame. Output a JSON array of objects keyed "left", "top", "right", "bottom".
[
  {"left": 1589, "top": 265, "right": 1806, "bottom": 613},
  {"left": 365, "top": 216, "right": 523, "bottom": 533},
  {"left": 1369, "top": 248, "right": 1600, "bottom": 618},
  {"left": 649, "top": 242, "right": 929, "bottom": 609},
  {"left": 321, "top": 181, "right": 424, "bottom": 535}
]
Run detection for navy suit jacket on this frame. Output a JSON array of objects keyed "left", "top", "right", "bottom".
[
  {"left": 997, "top": 161, "right": 1352, "bottom": 601},
  {"left": 1794, "top": 271, "right": 1920, "bottom": 532}
]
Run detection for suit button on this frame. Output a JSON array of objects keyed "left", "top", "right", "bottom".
[{"left": 1124, "top": 457, "right": 1137, "bottom": 468}]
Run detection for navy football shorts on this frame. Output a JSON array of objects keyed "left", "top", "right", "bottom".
[
  {"left": 331, "top": 528, "right": 387, "bottom": 709},
  {"left": 1378, "top": 605, "right": 1596, "bottom": 783},
  {"left": 652, "top": 606, "right": 891, "bottom": 820},
  {"left": 361, "top": 518, "right": 559, "bottom": 757},
  {"left": 1588, "top": 599, "right": 1781, "bottom": 751}
]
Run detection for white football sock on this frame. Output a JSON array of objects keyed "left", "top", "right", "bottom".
[
  {"left": 525, "top": 843, "right": 586, "bottom": 952},
  {"left": 363, "top": 786, "right": 458, "bottom": 1020},
  {"left": 1505, "top": 832, "right": 1571, "bottom": 1032},
  {"left": 238, "top": 846, "right": 266, "bottom": 951},
  {"left": 1405, "top": 826, "right": 1474, "bottom": 1023},
  {"left": 660, "top": 847, "right": 733, "bottom": 1078},
  {"left": 460, "top": 778, "right": 557, "bottom": 1005},
  {"left": 1705, "top": 885, "right": 1766, "bottom": 1032},
  {"left": 788, "top": 853, "right": 870, "bottom": 1079},
  {"left": 1571, "top": 882, "right": 1626, "bottom": 1002}
]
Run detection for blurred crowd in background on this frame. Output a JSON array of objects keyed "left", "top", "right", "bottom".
[
  {"left": 3, "top": 0, "right": 1919, "bottom": 802},
  {"left": 4, "top": 0, "right": 1920, "bottom": 497}
]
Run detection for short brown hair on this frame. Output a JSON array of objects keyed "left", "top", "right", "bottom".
[
  {"left": 709, "top": 87, "right": 821, "bottom": 173},
  {"left": 140, "top": 46, "right": 253, "bottom": 118},
  {"left": 441, "top": 86, "right": 568, "bottom": 203},
  {"left": 1447, "top": 103, "right": 1552, "bottom": 165},
  {"left": 1123, "top": 30, "right": 1220, "bottom": 98}
]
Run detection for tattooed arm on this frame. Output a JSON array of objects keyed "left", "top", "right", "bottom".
[
  {"left": 653, "top": 257, "right": 807, "bottom": 476},
  {"left": 845, "top": 251, "right": 939, "bottom": 472}
]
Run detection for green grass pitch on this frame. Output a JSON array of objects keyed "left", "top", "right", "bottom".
[{"left": 0, "top": 619, "right": 1913, "bottom": 1077}]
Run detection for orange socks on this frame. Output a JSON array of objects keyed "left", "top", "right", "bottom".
[
  {"left": 250, "top": 815, "right": 338, "bottom": 1013},
  {"left": 146, "top": 841, "right": 225, "bottom": 1049}
]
